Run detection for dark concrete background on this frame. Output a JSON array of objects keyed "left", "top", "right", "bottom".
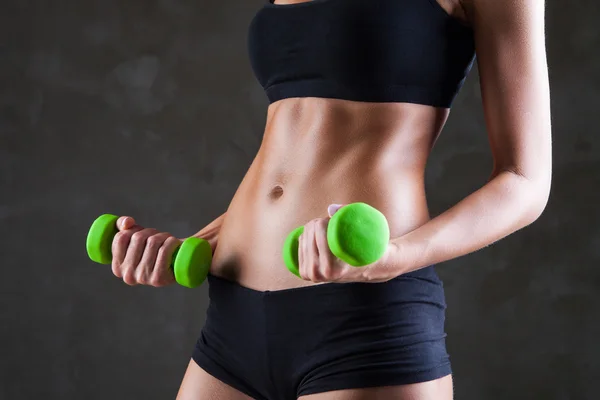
[{"left": 1, "top": 0, "right": 597, "bottom": 399}]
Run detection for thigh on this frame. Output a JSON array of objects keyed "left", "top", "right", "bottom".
[
  {"left": 176, "top": 359, "right": 254, "bottom": 400},
  {"left": 298, "top": 375, "right": 453, "bottom": 400}
]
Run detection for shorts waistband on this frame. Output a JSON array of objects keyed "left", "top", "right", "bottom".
[{"left": 206, "top": 267, "right": 446, "bottom": 310}]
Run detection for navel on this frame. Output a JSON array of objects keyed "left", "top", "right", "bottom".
[{"left": 269, "top": 185, "right": 284, "bottom": 200}]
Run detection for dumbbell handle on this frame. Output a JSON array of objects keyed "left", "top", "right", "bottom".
[{"left": 86, "top": 214, "right": 211, "bottom": 288}]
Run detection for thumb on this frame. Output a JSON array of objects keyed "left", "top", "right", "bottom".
[
  {"left": 327, "top": 203, "right": 345, "bottom": 218},
  {"left": 117, "top": 216, "right": 137, "bottom": 231}
]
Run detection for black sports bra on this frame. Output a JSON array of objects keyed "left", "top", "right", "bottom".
[{"left": 248, "top": 0, "right": 476, "bottom": 108}]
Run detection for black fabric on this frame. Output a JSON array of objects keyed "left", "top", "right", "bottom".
[
  {"left": 248, "top": 0, "right": 476, "bottom": 107},
  {"left": 192, "top": 267, "right": 452, "bottom": 399}
]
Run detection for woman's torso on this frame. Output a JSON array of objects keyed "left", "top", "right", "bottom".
[
  {"left": 211, "top": 98, "right": 450, "bottom": 290},
  {"left": 210, "top": 0, "right": 471, "bottom": 291}
]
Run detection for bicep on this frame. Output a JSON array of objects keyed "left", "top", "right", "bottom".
[{"left": 466, "top": 0, "right": 551, "bottom": 182}]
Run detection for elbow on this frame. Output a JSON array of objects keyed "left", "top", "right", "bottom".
[
  {"left": 514, "top": 172, "right": 551, "bottom": 226},
  {"left": 493, "top": 166, "right": 551, "bottom": 226},
  {"left": 527, "top": 190, "right": 549, "bottom": 224}
]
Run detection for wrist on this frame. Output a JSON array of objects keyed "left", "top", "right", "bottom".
[
  {"left": 385, "top": 240, "right": 408, "bottom": 275},
  {"left": 390, "top": 235, "right": 429, "bottom": 275},
  {"left": 362, "top": 241, "right": 405, "bottom": 282}
]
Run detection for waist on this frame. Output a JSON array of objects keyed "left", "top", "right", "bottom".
[
  {"left": 210, "top": 98, "right": 444, "bottom": 290},
  {"left": 211, "top": 166, "right": 432, "bottom": 290}
]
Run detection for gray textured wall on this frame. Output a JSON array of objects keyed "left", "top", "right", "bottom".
[{"left": 1, "top": 0, "right": 597, "bottom": 399}]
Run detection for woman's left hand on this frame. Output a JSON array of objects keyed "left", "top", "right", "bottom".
[{"left": 297, "top": 204, "right": 399, "bottom": 283}]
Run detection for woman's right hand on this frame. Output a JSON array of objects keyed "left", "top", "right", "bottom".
[{"left": 111, "top": 216, "right": 181, "bottom": 287}]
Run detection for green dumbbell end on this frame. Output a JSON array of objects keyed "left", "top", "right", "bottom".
[
  {"left": 173, "top": 237, "right": 212, "bottom": 288},
  {"left": 86, "top": 214, "right": 120, "bottom": 264},
  {"left": 327, "top": 202, "right": 390, "bottom": 266},
  {"left": 282, "top": 225, "right": 305, "bottom": 278}
]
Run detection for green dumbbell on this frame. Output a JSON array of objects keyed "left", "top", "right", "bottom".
[
  {"left": 86, "top": 214, "right": 212, "bottom": 288},
  {"left": 282, "top": 202, "right": 390, "bottom": 277}
]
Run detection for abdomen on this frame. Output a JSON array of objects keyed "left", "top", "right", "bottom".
[{"left": 210, "top": 98, "right": 448, "bottom": 290}]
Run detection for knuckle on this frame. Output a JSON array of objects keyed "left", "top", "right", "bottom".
[
  {"left": 123, "top": 272, "right": 137, "bottom": 286},
  {"left": 130, "top": 231, "right": 145, "bottom": 244},
  {"left": 155, "top": 249, "right": 170, "bottom": 266},
  {"left": 149, "top": 276, "right": 166, "bottom": 287},
  {"left": 165, "top": 235, "right": 178, "bottom": 244},
  {"left": 113, "top": 232, "right": 128, "bottom": 247},
  {"left": 148, "top": 276, "right": 160, "bottom": 287},
  {"left": 146, "top": 235, "right": 162, "bottom": 249},
  {"left": 166, "top": 236, "right": 180, "bottom": 249},
  {"left": 136, "top": 274, "right": 148, "bottom": 285},
  {"left": 111, "top": 262, "right": 123, "bottom": 278}
]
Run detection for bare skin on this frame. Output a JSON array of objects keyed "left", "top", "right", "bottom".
[
  {"left": 211, "top": 98, "right": 449, "bottom": 289},
  {"left": 110, "top": 0, "right": 551, "bottom": 398},
  {"left": 177, "top": 360, "right": 253, "bottom": 400},
  {"left": 298, "top": 376, "right": 453, "bottom": 400}
]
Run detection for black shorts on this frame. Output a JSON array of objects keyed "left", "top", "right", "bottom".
[{"left": 192, "top": 267, "right": 451, "bottom": 400}]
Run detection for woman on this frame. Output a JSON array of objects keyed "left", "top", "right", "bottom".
[{"left": 111, "top": 0, "right": 551, "bottom": 398}]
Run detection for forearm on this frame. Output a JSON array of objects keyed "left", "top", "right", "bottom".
[
  {"left": 188, "top": 212, "right": 227, "bottom": 255},
  {"left": 387, "top": 170, "right": 550, "bottom": 275}
]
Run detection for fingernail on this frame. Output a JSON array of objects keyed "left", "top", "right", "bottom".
[
  {"left": 121, "top": 217, "right": 129, "bottom": 229},
  {"left": 328, "top": 204, "right": 343, "bottom": 216}
]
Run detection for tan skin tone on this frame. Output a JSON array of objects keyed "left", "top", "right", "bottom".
[{"left": 111, "top": 0, "right": 551, "bottom": 398}]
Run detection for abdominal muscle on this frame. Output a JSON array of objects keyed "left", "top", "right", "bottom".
[{"left": 209, "top": 97, "right": 450, "bottom": 291}]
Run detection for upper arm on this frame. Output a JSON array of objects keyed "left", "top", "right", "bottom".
[{"left": 463, "top": 0, "right": 552, "bottom": 184}]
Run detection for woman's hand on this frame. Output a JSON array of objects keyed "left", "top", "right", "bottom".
[
  {"left": 111, "top": 216, "right": 181, "bottom": 287},
  {"left": 297, "top": 204, "right": 399, "bottom": 284}
]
